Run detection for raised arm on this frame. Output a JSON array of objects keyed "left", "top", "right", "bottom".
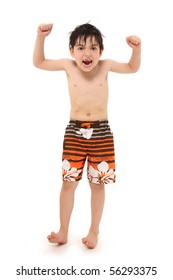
[
  {"left": 109, "top": 35, "right": 141, "bottom": 74},
  {"left": 33, "top": 24, "right": 67, "bottom": 71}
]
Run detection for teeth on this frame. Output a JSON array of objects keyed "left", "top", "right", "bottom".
[{"left": 83, "top": 59, "right": 92, "bottom": 66}]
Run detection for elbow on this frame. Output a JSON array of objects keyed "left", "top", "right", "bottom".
[
  {"left": 128, "top": 64, "right": 141, "bottom": 73},
  {"left": 33, "top": 58, "right": 39, "bottom": 68},
  {"left": 131, "top": 68, "right": 140, "bottom": 73},
  {"left": 33, "top": 60, "right": 43, "bottom": 69},
  {"left": 33, "top": 61, "right": 38, "bottom": 68},
  {"left": 33, "top": 59, "right": 41, "bottom": 68},
  {"left": 33, "top": 56, "right": 45, "bottom": 69}
]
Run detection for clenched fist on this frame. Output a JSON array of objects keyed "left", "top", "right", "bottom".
[
  {"left": 126, "top": 35, "right": 141, "bottom": 49},
  {"left": 37, "top": 23, "right": 53, "bottom": 37}
]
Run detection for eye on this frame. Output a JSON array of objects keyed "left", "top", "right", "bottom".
[
  {"left": 77, "top": 46, "right": 84, "bottom": 51},
  {"left": 91, "top": 47, "right": 98, "bottom": 51}
]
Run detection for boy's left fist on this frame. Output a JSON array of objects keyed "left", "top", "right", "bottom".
[{"left": 126, "top": 36, "right": 141, "bottom": 48}]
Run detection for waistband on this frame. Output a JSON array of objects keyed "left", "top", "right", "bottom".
[{"left": 69, "top": 119, "right": 109, "bottom": 128}]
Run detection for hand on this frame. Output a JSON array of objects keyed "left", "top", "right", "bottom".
[
  {"left": 37, "top": 23, "right": 53, "bottom": 37},
  {"left": 126, "top": 35, "right": 141, "bottom": 49}
]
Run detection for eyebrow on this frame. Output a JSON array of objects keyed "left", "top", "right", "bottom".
[
  {"left": 75, "top": 43, "right": 99, "bottom": 47},
  {"left": 91, "top": 43, "right": 99, "bottom": 47}
]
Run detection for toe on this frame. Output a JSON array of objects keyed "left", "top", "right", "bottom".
[
  {"left": 48, "top": 237, "right": 54, "bottom": 243},
  {"left": 88, "top": 242, "right": 95, "bottom": 249},
  {"left": 82, "top": 237, "right": 87, "bottom": 244}
]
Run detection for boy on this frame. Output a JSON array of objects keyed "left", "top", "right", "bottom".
[{"left": 33, "top": 23, "right": 141, "bottom": 249}]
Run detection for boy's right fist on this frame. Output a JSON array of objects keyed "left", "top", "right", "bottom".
[{"left": 37, "top": 23, "right": 53, "bottom": 37}]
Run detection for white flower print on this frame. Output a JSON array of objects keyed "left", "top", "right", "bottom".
[
  {"left": 76, "top": 128, "right": 94, "bottom": 139},
  {"left": 88, "top": 161, "right": 115, "bottom": 184},
  {"left": 62, "top": 160, "right": 82, "bottom": 182}
]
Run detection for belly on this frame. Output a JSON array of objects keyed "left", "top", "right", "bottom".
[{"left": 70, "top": 95, "right": 108, "bottom": 121}]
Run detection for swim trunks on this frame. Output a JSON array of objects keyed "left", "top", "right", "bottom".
[{"left": 62, "top": 120, "right": 116, "bottom": 184}]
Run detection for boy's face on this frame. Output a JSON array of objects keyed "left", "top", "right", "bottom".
[{"left": 70, "top": 36, "right": 102, "bottom": 72}]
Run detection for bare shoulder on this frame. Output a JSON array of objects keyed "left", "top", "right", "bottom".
[
  {"left": 49, "top": 58, "right": 72, "bottom": 71},
  {"left": 99, "top": 59, "right": 112, "bottom": 70},
  {"left": 63, "top": 58, "right": 76, "bottom": 68}
]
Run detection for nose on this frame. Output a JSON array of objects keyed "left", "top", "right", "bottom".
[{"left": 84, "top": 48, "right": 91, "bottom": 56}]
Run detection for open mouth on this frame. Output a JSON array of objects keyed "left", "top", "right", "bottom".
[{"left": 82, "top": 59, "right": 92, "bottom": 67}]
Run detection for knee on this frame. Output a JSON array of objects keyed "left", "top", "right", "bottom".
[
  {"left": 89, "top": 182, "right": 105, "bottom": 192},
  {"left": 62, "top": 181, "right": 79, "bottom": 192}
]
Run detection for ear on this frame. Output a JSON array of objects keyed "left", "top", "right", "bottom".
[
  {"left": 69, "top": 48, "right": 75, "bottom": 58},
  {"left": 99, "top": 50, "right": 103, "bottom": 57}
]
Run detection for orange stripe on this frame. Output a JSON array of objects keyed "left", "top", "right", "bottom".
[
  {"left": 89, "top": 161, "right": 115, "bottom": 167},
  {"left": 65, "top": 141, "right": 113, "bottom": 147},
  {"left": 64, "top": 136, "right": 113, "bottom": 143},
  {"left": 64, "top": 147, "right": 114, "bottom": 154},
  {"left": 65, "top": 147, "right": 114, "bottom": 152}
]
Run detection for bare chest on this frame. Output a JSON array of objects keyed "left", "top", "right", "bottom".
[{"left": 68, "top": 68, "right": 108, "bottom": 93}]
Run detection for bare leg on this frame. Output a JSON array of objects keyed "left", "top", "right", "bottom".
[
  {"left": 82, "top": 182, "right": 105, "bottom": 249},
  {"left": 47, "top": 181, "right": 78, "bottom": 244}
]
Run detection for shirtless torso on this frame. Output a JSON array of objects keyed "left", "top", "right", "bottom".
[
  {"left": 33, "top": 24, "right": 141, "bottom": 122},
  {"left": 65, "top": 59, "right": 110, "bottom": 121}
]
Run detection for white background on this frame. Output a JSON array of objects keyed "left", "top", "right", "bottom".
[{"left": 0, "top": 0, "right": 173, "bottom": 279}]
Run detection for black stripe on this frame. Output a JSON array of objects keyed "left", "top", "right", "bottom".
[
  {"left": 62, "top": 158, "right": 86, "bottom": 163},
  {"left": 65, "top": 131, "right": 113, "bottom": 137},
  {"left": 88, "top": 159, "right": 115, "bottom": 164},
  {"left": 64, "top": 138, "right": 114, "bottom": 144},
  {"left": 69, "top": 120, "right": 109, "bottom": 128},
  {"left": 66, "top": 126, "right": 111, "bottom": 131},
  {"left": 64, "top": 147, "right": 114, "bottom": 153},
  {"left": 64, "top": 135, "right": 114, "bottom": 144},
  {"left": 63, "top": 152, "right": 86, "bottom": 157},
  {"left": 66, "top": 126, "right": 111, "bottom": 133},
  {"left": 65, "top": 143, "right": 114, "bottom": 149},
  {"left": 92, "top": 132, "right": 112, "bottom": 137},
  {"left": 88, "top": 153, "right": 115, "bottom": 157},
  {"left": 64, "top": 135, "right": 114, "bottom": 140},
  {"left": 64, "top": 147, "right": 87, "bottom": 153},
  {"left": 63, "top": 152, "right": 115, "bottom": 158}
]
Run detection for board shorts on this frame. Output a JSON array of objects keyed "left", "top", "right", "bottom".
[{"left": 62, "top": 120, "right": 116, "bottom": 184}]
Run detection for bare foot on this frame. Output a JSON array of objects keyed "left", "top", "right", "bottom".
[
  {"left": 47, "top": 230, "right": 67, "bottom": 245},
  {"left": 82, "top": 230, "right": 98, "bottom": 249}
]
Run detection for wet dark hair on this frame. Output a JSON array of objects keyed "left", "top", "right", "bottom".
[{"left": 69, "top": 23, "right": 104, "bottom": 51}]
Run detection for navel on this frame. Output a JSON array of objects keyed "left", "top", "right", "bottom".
[{"left": 86, "top": 113, "right": 91, "bottom": 117}]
